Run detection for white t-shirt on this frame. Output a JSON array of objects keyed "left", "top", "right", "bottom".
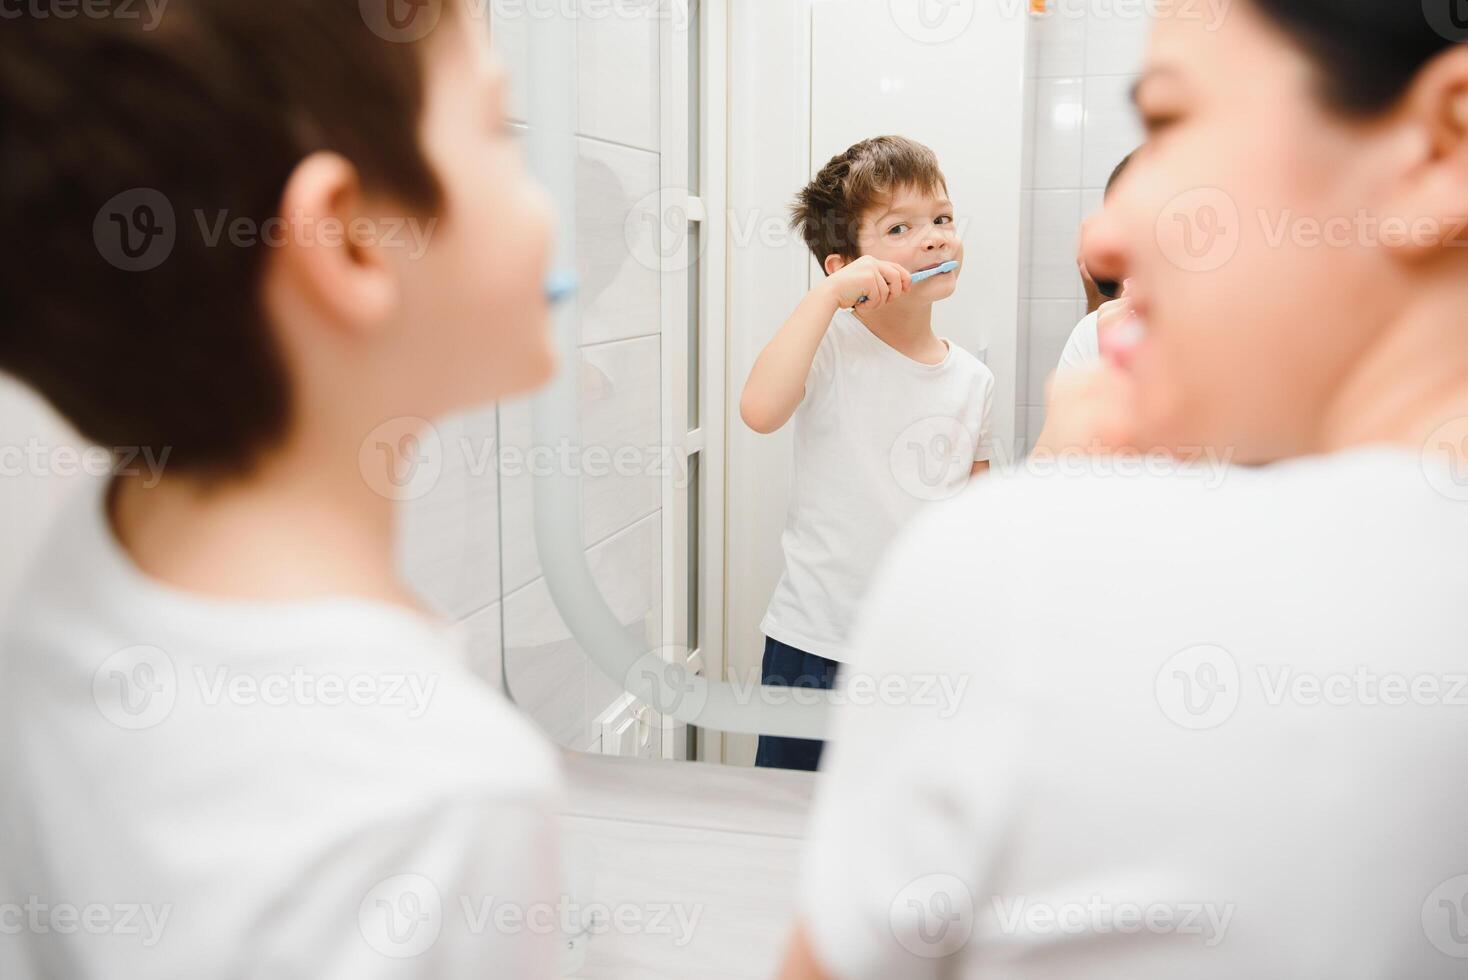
[
  {"left": 0, "top": 481, "right": 564, "bottom": 979},
  {"left": 761, "top": 308, "right": 995, "bottom": 662},
  {"left": 1057, "top": 309, "right": 1100, "bottom": 373},
  {"left": 800, "top": 446, "right": 1468, "bottom": 978}
]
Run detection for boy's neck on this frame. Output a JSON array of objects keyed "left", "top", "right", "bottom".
[
  {"left": 109, "top": 428, "right": 421, "bottom": 610},
  {"left": 853, "top": 299, "right": 945, "bottom": 360}
]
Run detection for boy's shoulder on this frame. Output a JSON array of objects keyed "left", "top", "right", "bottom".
[{"left": 943, "top": 339, "right": 996, "bottom": 387}]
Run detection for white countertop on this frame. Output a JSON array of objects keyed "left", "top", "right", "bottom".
[{"left": 557, "top": 751, "right": 818, "bottom": 979}]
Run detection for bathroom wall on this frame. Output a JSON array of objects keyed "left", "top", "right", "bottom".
[
  {"left": 1016, "top": 3, "right": 1150, "bottom": 452},
  {"left": 398, "top": 5, "right": 670, "bottom": 754}
]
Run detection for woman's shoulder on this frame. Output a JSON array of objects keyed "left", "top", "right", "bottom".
[{"left": 900, "top": 444, "right": 1444, "bottom": 577}]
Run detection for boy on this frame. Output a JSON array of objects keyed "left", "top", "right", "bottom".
[
  {"left": 740, "top": 135, "right": 995, "bottom": 771},
  {"left": 0, "top": 2, "right": 563, "bottom": 976}
]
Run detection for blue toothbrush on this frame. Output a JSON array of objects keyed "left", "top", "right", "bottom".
[
  {"left": 545, "top": 269, "right": 578, "bottom": 305},
  {"left": 856, "top": 260, "right": 958, "bottom": 306}
]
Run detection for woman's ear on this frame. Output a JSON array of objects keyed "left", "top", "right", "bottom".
[
  {"left": 270, "top": 151, "right": 399, "bottom": 337},
  {"left": 823, "top": 253, "right": 848, "bottom": 277},
  {"left": 1379, "top": 46, "right": 1468, "bottom": 262}
]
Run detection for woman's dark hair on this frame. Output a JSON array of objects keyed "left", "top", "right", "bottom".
[
  {"left": 1251, "top": 0, "right": 1459, "bottom": 115},
  {"left": 0, "top": 0, "right": 450, "bottom": 478},
  {"left": 1105, "top": 150, "right": 1136, "bottom": 197}
]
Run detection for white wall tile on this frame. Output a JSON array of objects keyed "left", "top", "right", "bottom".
[
  {"left": 1030, "top": 77, "right": 1085, "bottom": 189},
  {"left": 502, "top": 514, "right": 662, "bottom": 748},
  {"left": 495, "top": 2, "right": 659, "bottom": 153},
  {"left": 1081, "top": 186, "right": 1106, "bottom": 221},
  {"left": 1082, "top": 73, "right": 1145, "bottom": 188},
  {"left": 1029, "top": 189, "right": 1082, "bottom": 299},
  {"left": 498, "top": 336, "right": 662, "bottom": 594},
  {"left": 1025, "top": 298, "right": 1085, "bottom": 405},
  {"left": 1023, "top": 404, "right": 1049, "bottom": 453},
  {"left": 1015, "top": 301, "right": 1032, "bottom": 407},
  {"left": 1018, "top": 6, "right": 1149, "bottom": 451},
  {"left": 1033, "top": 9, "right": 1087, "bottom": 77},
  {"left": 1017, "top": 189, "right": 1034, "bottom": 299},
  {"left": 576, "top": 2, "right": 661, "bottom": 152},
  {"left": 1083, "top": 7, "right": 1151, "bottom": 76},
  {"left": 460, "top": 600, "right": 504, "bottom": 692},
  {"left": 490, "top": 7, "right": 530, "bottom": 124},
  {"left": 576, "top": 137, "right": 664, "bottom": 347},
  {"left": 395, "top": 404, "right": 501, "bottom": 620}
]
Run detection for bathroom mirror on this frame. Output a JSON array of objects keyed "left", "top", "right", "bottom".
[{"left": 394, "top": 0, "right": 1149, "bottom": 767}]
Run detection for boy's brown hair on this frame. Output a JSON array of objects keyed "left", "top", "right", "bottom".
[
  {"left": 791, "top": 135, "right": 948, "bottom": 268},
  {"left": 0, "top": 0, "right": 452, "bottom": 477}
]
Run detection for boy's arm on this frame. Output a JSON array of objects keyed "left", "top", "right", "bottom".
[
  {"left": 969, "top": 368, "right": 997, "bottom": 480},
  {"left": 740, "top": 256, "right": 911, "bottom": 434}
]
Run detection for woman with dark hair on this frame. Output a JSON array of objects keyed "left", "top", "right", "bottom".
[{"left": 780, "top": 3, "right": 1468, "bottom": 977}]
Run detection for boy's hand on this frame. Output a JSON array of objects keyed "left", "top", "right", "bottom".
[{"left": 822, "top": 256, "right": 912, "bottom": 311}]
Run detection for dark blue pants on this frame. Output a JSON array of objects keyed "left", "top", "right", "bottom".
[{"left": 754, "top": 636, "right": 839, "bottom": 772}]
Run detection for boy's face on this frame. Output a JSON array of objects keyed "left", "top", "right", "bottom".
[
  {"left": 855, "top": 183, "right": 962, "bottom": 300},
  {"left": 391, "top": 15, "right": 558, "bottom": 412}
]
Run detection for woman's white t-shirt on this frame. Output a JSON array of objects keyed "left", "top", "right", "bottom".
[
  {"left": 760, "top": 309, "right": 996, "bottom": 662},
  {"left": 1057, "top": 309, "right": 1101, "bottom": 373},
  {"left": 0, "top": 482, "right": 564, "bottom": 979},
  {"left": 800, "top": 446, "right": 1468, "bottom": 978}
]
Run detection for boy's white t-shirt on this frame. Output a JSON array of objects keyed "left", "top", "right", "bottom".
[
  {"left": 800, "top": 446, "right": 1468, "bottom": 979},
  {"left": 760, "top": 308, "right": 995, "bottom": 662},
  {"left": 0, "top": 481, "right": 564, "bottom": 979}
]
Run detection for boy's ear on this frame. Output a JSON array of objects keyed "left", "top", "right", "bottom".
[
  {"left": 271, "top": 151, "right": 398, "bottom": 337},
  {"left": 823, "top": 253, "right": 848, "bottom": 277}
]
